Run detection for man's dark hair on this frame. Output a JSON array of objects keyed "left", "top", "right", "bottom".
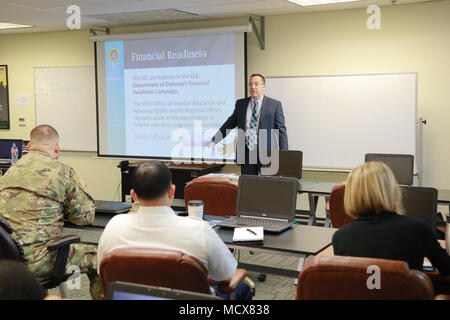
[
  {"left": 0, "top": 260, "right": 46, "bottom": 300},
  {"left": 133, "top": 161, "right": 172, "bottom": 200},
  {"left": 249, "top": 73, "right": 266, "bottom": 84}
]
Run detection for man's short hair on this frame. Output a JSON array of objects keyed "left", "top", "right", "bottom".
[
  {"left": 249, "top": 73, "right": 266, "bottom": 84},
  {"left": 0, "top": 260, "right": 46, "bottom": 300},
  {"left": 133, "top": 161, "right": 172, "bottom": 200},
  {"left": 30, "top": 125, "right": 59, "bottom": 146}
]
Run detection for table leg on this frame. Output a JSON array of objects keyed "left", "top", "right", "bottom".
[
  {"left": 293, "top": 256, "right": 306, "bottom": 285},
  {"left": 307, "top": 194, "right": 318, "bottom": 226},
  {"left": 324, "top": 196, "right": 331, "bottom": 228}
]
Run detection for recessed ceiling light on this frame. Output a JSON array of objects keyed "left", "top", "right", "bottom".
[
  {"left": 0, "top": 22, "right": 32, "bottom": 30},
  {"left": 287, "top": 0, "right": 362, "bottom": 6}
]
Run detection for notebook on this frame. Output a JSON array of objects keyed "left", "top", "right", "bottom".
[
  {"left": 107, "top": 281, "right": 222, "bottom": 300},
  {"left": 233, "top": 226, "right": 264, "bottom": 244},
  {"left": 217, "top": 175, "right": 298, "bottom": 233}
]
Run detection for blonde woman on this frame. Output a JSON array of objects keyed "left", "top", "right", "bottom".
[{"left": 332, "top": 161, "right": 450, "bottom": 275}]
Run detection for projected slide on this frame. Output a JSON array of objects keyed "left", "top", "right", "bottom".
[{"left": 97, "top": 32, "right": 245, "bottom": 161}]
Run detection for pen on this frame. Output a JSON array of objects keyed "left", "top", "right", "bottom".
[{"left": 246, "top": 228, "right": 257, "bottom": 235}]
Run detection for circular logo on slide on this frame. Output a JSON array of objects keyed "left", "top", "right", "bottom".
[{"left": 108, "top": 48, "right": 120, "bottom": 62}]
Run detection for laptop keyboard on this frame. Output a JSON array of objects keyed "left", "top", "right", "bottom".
[{"left": 225, "top": 216, "right": 289, "bottom": 229}]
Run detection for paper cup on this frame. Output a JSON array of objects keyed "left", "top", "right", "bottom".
[{"left": 188, "top": 200, "right": 204, "bottom": 220}]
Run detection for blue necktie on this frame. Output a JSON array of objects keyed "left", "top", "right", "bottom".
[{"left": 247, "top": 101, "right": 259, "bottom": 151}]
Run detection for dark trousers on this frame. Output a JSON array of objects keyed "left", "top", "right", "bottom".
[
  {"left": 216, "top": 282, "right": 253, "bottom": 300},
  {"left": 239, "top": 146, "right": 261, "bottom": 175}
]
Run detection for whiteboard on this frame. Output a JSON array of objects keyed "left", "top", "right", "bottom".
[
  {"left": 265, "top": 73, "right": 417, "bottom": 169},
  {"left": 34, "top": 66, "right": 97, "bottom": 151}
]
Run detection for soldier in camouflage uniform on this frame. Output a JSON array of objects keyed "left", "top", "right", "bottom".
[{"left": 0, "top": 125, "right": 103, "bottom": 299}]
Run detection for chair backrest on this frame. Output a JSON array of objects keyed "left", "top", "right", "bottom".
[
  {"left": 364, "top": 153, "right": 414, "bottom": 185},
  {"left": 296, "top": 256, "right": 435, "bottom": 300},
  {"left": 184, "top": 177, "right": 238, "bottom": 216},
  {"left": 0, "top": 218, "right": 24, "bottom": 261},
  {"left": 99, "top": 248, "right": 212, "bottom": 295},
  {"left": 328, "top": 184, "right": 355, "bottom": 228}
]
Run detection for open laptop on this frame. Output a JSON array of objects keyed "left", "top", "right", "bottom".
[
  {"left": 0, "top": 139, "right": 23, "bottom": 164},
  {"left": 217, "top": 175, "right": 298, "bottom": 233},
  {"left": 263, "top": 150, "right": 303, "bottom": 179},
  {"left": 95, "top": 200, "right": 132, "bottom": 214},
  {"left": 107, "top": 281, "right": 222, "bottom": 300},
  {"left": 365, "top": 153, "right": 414, "bottom": 185},
  {"left": 399, "top": 186, "right": 437, "bottom": 235}
]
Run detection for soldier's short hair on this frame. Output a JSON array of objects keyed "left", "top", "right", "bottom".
[
  {"left": 30, "top": 125, "right": 59, "bottom": 145},
  {"left": 133, "top": 161, "right": 172, "bottom": 200}
]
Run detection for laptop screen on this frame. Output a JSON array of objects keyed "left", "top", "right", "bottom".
[
  {"left": 365, "top": 154, "right": 414, "bottom": 185},
  {"left": 107, "top": 281, "right": 222, "bottom": 300},
  {"left": 262, "top": 150, "right": 303, "bottom": 179},
  {"left": 275, "top": 150, "right": 303, "bottom": 179},
  {"left": 399, "top": 186, "right": 437, "bottom": 234},
  {"left": 0, "top": 139, "right": 23, "bottom": 160},
  {"left": 236, "top": 175, "right": 297, "bottom": 220},
  {"left": 112, "top": 291, "right": 169, "bottom": 300}
]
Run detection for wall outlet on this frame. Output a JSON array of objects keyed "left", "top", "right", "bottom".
[{"left": 18, "top": 117, "right": 26, "bottom": 127}]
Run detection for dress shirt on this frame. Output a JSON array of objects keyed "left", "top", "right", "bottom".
[
  {"left": 245, "top": 95, "right": 264, "bottom": 140},
  {"left": 97, "top": 205, "right": 237, "bottom": 281}
]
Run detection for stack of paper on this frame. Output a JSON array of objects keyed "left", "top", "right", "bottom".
[
  {"left": 232, "top": 227, "right": 264, "bottom": 244},
  {"left": 199, "top": 173, "right": 240, "bottom": 180}
]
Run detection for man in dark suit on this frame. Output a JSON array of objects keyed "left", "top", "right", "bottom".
[{"left": 210, "top": 74, "right": 288, "bottom": 175}]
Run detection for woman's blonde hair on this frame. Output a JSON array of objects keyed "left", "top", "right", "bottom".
[{"left": 344, "top": 161, "right": 403, "bottom": 218}]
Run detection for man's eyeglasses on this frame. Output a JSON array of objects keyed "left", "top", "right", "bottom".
[{"left": 248, "top": 82, "right": 264, "bottom": 87}]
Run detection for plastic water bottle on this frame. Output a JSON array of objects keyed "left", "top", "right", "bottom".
[{"left": 11, "top": 142, "right": 18, "bottom": 165}]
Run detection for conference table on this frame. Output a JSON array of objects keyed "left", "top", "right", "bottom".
[
  {"left": 64, "top": 203, "right": 337, "bottom": 278},
  {"left": 297, "top": 181, "right": 339, "bottom": 227},
  {"left": 206, "top": 215, "right": 337, "bottom": 278}
]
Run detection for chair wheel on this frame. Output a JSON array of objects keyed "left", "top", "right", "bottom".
[{"left": 258, "top": 274, "right": 266, "bottom": 282}]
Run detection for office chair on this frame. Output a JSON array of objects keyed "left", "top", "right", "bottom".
[
  {"left": 0, "top": 217, "right": 81, "bottom": 297},
  {"left": 327, "top": 184, "right": 355, "bottom": 228},
  {"left": 99, "top": 247, "right": 250, "bottom": 299},
  {"left": 364, "top": 153, "right": 414, "bottom": 185},
  {"left": 296, "top": 255, "right": 436, "bottom": 300},
  {"left": 184, "top": 177, "right": 238, "bottom": 216}
]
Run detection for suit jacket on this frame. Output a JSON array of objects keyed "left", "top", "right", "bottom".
[{"left": 213, "top": 96, "right": 288, "bottom": 161}]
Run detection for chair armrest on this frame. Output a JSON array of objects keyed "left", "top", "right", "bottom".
[
  {"left": 208, "top": 268, "right": 247, "bottom": 294},
  {"left": 47, "top": 235, "right": 81, "bottom": 282},
  {"left": 47, "top": 235, "right": 80, "bottom": 251}
]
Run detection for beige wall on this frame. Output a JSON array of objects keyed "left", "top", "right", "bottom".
[{"left": 0, "top": 1, "right": 449, "bottom": 207}]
